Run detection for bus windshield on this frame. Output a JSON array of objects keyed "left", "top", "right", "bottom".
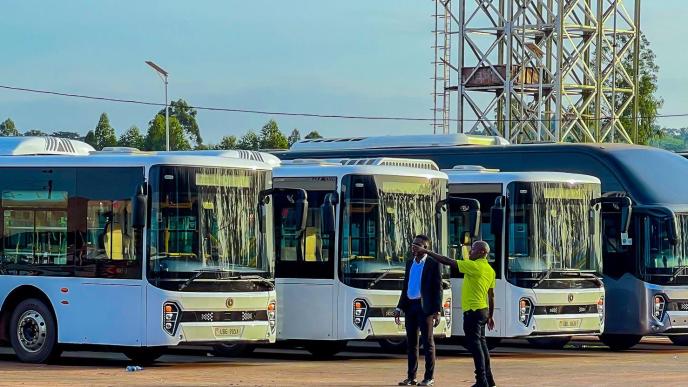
[
  {"left": 642, "top": 214, "right": 688, "bottom": 285},
  {"left": 340, "top": 174, "right": 445, "bottom": 288},
  {"left": 507, "top": 181, "right": 602, "bottom": 281},
  {"left": 147, "top": 165, "right": 272, "bottom": 291}
]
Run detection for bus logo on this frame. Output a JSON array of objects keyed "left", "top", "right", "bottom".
[
  {"left": 226, "top": 298, "right": 234, "bottom": 308},
  {"left": 568, "top": 294, "right": 574, "bottom": 303}
]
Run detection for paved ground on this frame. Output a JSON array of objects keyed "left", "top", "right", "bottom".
[{"left": 0, "top": 337, "right": 686, "bottom": 386}]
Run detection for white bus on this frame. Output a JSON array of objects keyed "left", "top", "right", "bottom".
[
  {"left": 444, "top": 166, "right": 609, "bottom": 348},
  {"left": 271, "top": 158, "right": 452, "bottom": 356},
  {"left": 0, "top": 137, "right": 283, "bottom": 363}
]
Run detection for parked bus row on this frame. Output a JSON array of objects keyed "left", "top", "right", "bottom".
[
  {"left": 1, "top": 134, "right": 686, "bottom": 364},
  {"left": 282, "top": 133, "right": 688, "bottom": 350}
]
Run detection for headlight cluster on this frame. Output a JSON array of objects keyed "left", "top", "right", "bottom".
[
  {"left": 597, "top": 296, "right": 605, "bottom": 325},
  {"left": 653, "top": 295, "right": 667, "bottom": 321},
  {"left": 519, "top": 298, "right": 533, "bottom": 326},
  {"left": 163, "top": 302, "right": 180, "bottom": 335},
  {"left": 353, "top": 299, "right": 368, "bottom": 330},
  {"left": 443, "top": 299, "right": 452, "bottom": 328},
  {"left": 268, "top": 301, "right": 276, "bottom": 333}
]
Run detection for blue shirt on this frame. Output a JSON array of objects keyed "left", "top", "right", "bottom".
[{"left": 406, "top": 255, "right": 427, "bottom": 300}]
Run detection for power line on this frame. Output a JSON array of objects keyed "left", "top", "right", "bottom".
[{"left": 1, "top": 83, "right": 686, "bottom": 123}]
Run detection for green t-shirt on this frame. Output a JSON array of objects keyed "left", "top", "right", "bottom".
[{"left": 456, "top": 257, "right": 496, "bottom": 312}]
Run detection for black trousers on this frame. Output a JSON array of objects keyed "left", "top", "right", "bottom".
[
  {"left": 405, "top": 299, "right": 435, "bottom": 381},
  {"left": 463, "top": 308, "right": 494, "bottom": 387}
]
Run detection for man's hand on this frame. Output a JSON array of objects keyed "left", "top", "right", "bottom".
[
  {"left": 394, "top": 309, "right": 402, "bottom": 325},
  {"left": 487, "top": 316, "right": 495, "bottom": 331},
  {"left": 432, "top": 312, "right": 441, "bottom": 328}
]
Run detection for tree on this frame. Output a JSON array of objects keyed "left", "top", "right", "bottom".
[
  {"left": 216, "top": 135, "right": 239, "bottom": 150},
  {"left": 51, "top": 131, "right": 82, "bottom": 140},
  {"left": 83, "top": 131, "right": 97, "bottom": 148},
  {"left": 613, "top": 33, "right": 663, "bottom": 145},
  {"left": 238, "top": 131, "right": 260, "bottom": 150},
  {"left": 258, "top": 120, "right": 289, "bottom": 149},
  {"left": 288, "top": 129, "right": 301, "bottom": 147},
  {"left": 23, "top": 129, "right": 48, "bottom": 137},
  {"left": 145, "top": 114, "right": 191, "bottom": 151},
  {"left": 118, "top": 125, "right": 146, "bottom": 149},
  {"left": 0, "top": 118, "right": 20, "bottom": 136},
  {"left": 93, "top": 113, "right": 118, "bottom": 150},
  {"left": 304, "top": 130, "right": 323, "bottom": 139},
  {"left": 157, "top": 99, "right": 202, "bottom": 147}
]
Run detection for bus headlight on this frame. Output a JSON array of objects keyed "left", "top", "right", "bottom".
[
  {"left": 267, "top": 300, "right": 276, "bottom": 333},
  {"left": 653, "top": 295, "right": 667, "bottom": 321},
  {"left": 597, "top": 296, "right": 605, "bottom": 325},
  {"left": 163, "top": 302, "right": 181, "bottom": 335},
  {"left": 519, "top": 298, "right": 532, "bottom": 326},
  {"left": 353, "top": 299, "right": 368, "bottom": 330},
  {"left": 443, "top": 299, "right": 452, "bottom": 328}
]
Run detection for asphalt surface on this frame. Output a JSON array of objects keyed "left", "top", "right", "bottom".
[{"left": 0, "top": 337, "right": 686, "bottom": 386}]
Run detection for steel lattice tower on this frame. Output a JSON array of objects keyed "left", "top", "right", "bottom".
[{"left": 432, "top": 0, "right": 641, "bottom": 143}]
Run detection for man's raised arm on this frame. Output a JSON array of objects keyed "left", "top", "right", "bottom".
[{"left": 421, "top": 249, "right": 457, "bottom": 269}]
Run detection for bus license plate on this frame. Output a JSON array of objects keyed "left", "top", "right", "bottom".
[
  {"left": 214, "top": 327, "right": 243, "bottom": 337},
  {"left": 559, "top": 319, "right": 581, "bottom": 329}
]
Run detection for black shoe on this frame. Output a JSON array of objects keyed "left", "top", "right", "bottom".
[
  {"left": 418, "top": 379, "right": 434, "bottom": 386},
  {"left": 398, "top": 378, "right": 417, "bottom": 386}
]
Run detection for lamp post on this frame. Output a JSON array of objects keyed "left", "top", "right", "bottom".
[{"left": 145, "top": 61, "right": 170, "bottom": 151}]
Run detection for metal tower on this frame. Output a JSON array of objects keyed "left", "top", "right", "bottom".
[{"left": 432, "top": 0, "right": 641, "bottom": 143}]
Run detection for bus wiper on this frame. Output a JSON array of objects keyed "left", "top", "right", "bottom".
[
  {"left": 368, "top": 268, "right": 404, "bottom": 289},
  {"left": 178, "top": 268, "right": 229, "bottom": 291},
  {"left": 233, "top": 274, "right": 275, "bottom": 288},
  {"left": 669, "top": 266, "right": 688, "bottom": 283},
  {"left": 567, "top": 271, "right": 603, "bottom": 287},
  {"left": 533, "top": 268, "right": 555, "bottom": 288}
]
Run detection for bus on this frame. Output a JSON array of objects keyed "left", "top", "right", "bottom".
[
  {"left": 443, "top": 166, "right": 607, "bottom": 348},
  {"left": 284, "top": 136, "right": 688, "bottom": 350},
  {"left": 0, "top": 137, "right": 287, "bottom": 363},
  {"left": 271, "top": 157, "right": 452, "bottom": 355}
]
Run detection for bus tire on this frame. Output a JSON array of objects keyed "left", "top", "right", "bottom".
[
  {"left": 123, "top": 348, "right": 164, "bottom": 365},
  {"left": 378, "top": 338, "right": 407, "bottom": 353},
  {"left": 600, "top": 334, "right": 642, "bottom": 351},
  {"left": 669, "top": 335, "right": 688, "bottom": 346},
  {"left": 212, "top": 343, "right": 255, "bottom": 357},
  {"left": 9, "top": 298, "right": 59, "bottom": 363},
  {"left": 304, "top": 340, "right": 347, "bottom": 358},
  {"left": 527, "top": 336, "right": 571, "bottom": 349}
]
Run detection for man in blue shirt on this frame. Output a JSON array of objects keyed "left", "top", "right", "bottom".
[{"left": 394, "top": 235, "right": 443, "bottom": 386}]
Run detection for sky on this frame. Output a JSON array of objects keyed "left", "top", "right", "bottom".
[{"left": 0, "top": 0, "right": 686, "bottom": 144}]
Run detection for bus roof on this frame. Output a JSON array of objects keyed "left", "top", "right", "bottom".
[
  {"left": 0, "top": 137, "right": 280, "bottom": 170},
  {"left": 288, "top": 133, "right": 508, "bottom": 152},
  {"left": 279, "top": 138, "right": 688, "bottom": 205},
  {"left": 274, "top": 159, "right": 448, "bottom": 180},
  {"left": 443, "top": 167, "right": 600, "bottom": 186}
]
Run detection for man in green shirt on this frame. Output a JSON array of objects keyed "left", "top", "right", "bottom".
[{"left": 416, "top": 240, "right": 496, "bottom": 387}]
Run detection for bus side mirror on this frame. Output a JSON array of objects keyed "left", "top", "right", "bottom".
[
  {"left": 490, "top": 196, "right": 506, "bottom": 236},
  {"left": 322, "top": 193, "right": 338, "bottom": 234},
  {"left": 588, "top": 204, "right": 600, "bottom": 236},
  {"left": 132, "top": 184, "right": 148, "bottom": 229},
  {"left": 294, "top": 191, "right": 309, "bottom": 234},
  {"left": 258, "top": 189, "right": 273, "bottom": 234}
]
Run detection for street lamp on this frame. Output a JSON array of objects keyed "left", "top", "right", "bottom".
[{"left": 145, "top": 60, "right": 170, "bottom": 151}]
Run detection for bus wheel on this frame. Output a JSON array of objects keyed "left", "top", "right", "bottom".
[
  {"left": 213, "top": 343, "right": 255, "bottom": 357},
  {"left": 600, "top": 334, "right": 642, "bottom": 351},
  {"left": 123, "top": 348, "right": 164, "bottom": 365},
  {"left": 669, "top": 336, "right": 688, "bottom": 346},
  {"left": 378, "top": 338, "right": 407, "bottom": 353},
  {"left": 527, "top": 336, "right": 571, "bottom": 349},
  {"left": 304, "top": 341, "right": 347, "bottom": 358},
  {"left": 10, "top": 298, "right": 59, "bottom": 363}
]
